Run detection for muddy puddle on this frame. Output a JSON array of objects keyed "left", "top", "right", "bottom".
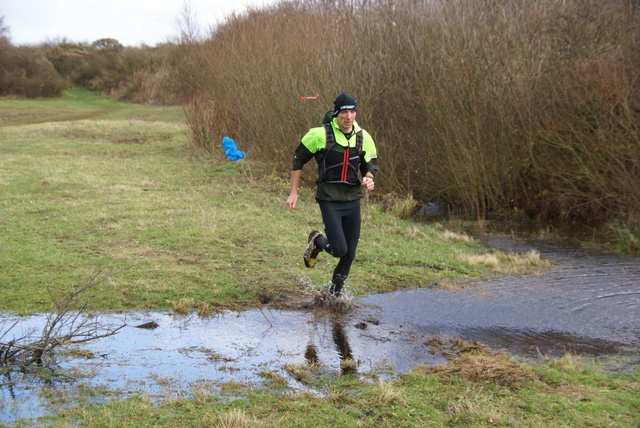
[{"left": 2, "top": 236, "right": 639, "bottom": 423}]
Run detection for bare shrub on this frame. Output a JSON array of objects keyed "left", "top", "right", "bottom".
[
  {"left": 524, "top": 10, "right": 640, "bottom": 222},
  {"left": 180, "top": 0, "right": 640, "bottom": 228},
  {"left": 41, "top": 39, "right": 129, "bottom": 94},
  {"left": 181, "top": 1, "right": 364, "bottom": 172},
  {"left": 0, "top": 45, "right": 66, "bottom": 97},
  {"left": 116, "top": 44, "right": 190, "bottom": 105},
  {"left": 185, "top": 94, "right": 223, "bottom": 156},
  {"left": 0, "top": 270, "right": 127, "bottom": 370}
]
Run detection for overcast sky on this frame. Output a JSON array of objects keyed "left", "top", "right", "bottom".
[{"left": 2, "top": 0, "right": 277, "bottom": 46}]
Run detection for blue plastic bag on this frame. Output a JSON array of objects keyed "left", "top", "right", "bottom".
[{"left": 222, "top": 136, "right": 245, "bottom": 161}]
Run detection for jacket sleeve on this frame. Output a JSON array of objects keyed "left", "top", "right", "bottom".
[
  {"left": 360, "top": 130, "right": 378, "bottom": 176},
  {"left": 361, "top": 155, "right": 378, "bottom": 177},
  {"left": 292, "top": 142, "right": 315, "bottom": 171}
]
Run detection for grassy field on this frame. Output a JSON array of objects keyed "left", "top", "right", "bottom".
[
  {"left": 1, "top": 90, "right": 638, "bottom": 427},
  {"left": 0, "top": 89, "right": 539, "bottom": 314}
]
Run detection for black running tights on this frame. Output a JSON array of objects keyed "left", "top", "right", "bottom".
[{"left": 316, "top": 199, "right": 361, "bottom": 294}]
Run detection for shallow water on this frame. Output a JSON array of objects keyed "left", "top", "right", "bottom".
[
  {"left": 0, "top": 308, "right": 446, "bottom": 423},
  {"left": 1, "top": 236, "right": 639, "bottom": 424},
  {"left": 361, "top": 236, "right": 640, "bottom": 356}
]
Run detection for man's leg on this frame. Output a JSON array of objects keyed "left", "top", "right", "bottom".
[
  {"left": 317, "top": 200, "right": 361, "bottom": 296},
  {"left": 317, "top": 201, "right": 347, "bottom": 257}
]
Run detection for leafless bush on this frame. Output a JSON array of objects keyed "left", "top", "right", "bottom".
[
  {"left": 0, "top": 45, "right": 66, "bottom": 98},
  {"left": 184, "top": 94, "right": 221, "bottom": 156},
  {"left": 0, "top": 34, "right": 186, "bottom": 103},
  {"left": 0, "top": 270, "right": 127, "bottom": 371},
  {"left": 180, "top": 0, "right": 639, "bottom": 228},
  {"left": 115, "top": 44, "right": 191, "bottom": 105}
]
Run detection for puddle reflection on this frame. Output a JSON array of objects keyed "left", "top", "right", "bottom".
[{"left": 305, "top": 317, "right": 357, "bottom": 375}]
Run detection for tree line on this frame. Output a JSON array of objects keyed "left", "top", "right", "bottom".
[{"left": 0, "top": 17, "right": 187, "bottom": 104}]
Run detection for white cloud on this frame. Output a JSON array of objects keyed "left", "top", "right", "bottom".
[{"left": 2, "top": 0, "right": 276, "bottom": 46}]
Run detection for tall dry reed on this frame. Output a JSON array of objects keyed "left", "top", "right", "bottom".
[{"left": 181, "top": 0, "right": 640, "bottom": 226}]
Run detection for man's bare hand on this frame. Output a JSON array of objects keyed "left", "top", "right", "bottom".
[
  {"left": 362, "top": 176, "right": 375, "bottom": 191},
  {"left": 286, "top": 193, "right": 298, "bottom": 213}
]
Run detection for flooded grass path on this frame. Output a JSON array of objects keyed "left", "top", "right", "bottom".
[{"left": 2, "top": 236, "right": 639, "bottom": 423}]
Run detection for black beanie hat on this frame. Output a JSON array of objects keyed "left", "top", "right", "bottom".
[{"left": 333, "top": 93, "right": 357, "bottom": 116}]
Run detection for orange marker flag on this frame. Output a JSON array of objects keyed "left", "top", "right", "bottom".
[{"left": 298, "top": 94, "right": 320, "bottom": 100}]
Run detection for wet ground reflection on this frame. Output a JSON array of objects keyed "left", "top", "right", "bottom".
[
  {"left": 1, "top": 308, "right": 447, "bottom": 423},
  {"left": 2, "top": 236, "right": 639, "bottom": 423}
]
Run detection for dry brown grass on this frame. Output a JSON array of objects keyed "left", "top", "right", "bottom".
[
  {"left": 423, "top": 337, "right": 540, "bottom": 390},
  {"left": 462, "top": 249, "right": 551, "bottom": 274},
  {"left": 374, "top": 378, "right": 406, "bottom": 406},
  {"left": 442, "top": 230, "right": 475, "bottom": 243},
  {"left": 172, "top": 297, "right": 195, "bottom": 315},
  {"left": 210, "top": 409, "right": 253, "bottom": 428},
  {"left": 379, "top": 193, "right": 417, "bottom": 220}
]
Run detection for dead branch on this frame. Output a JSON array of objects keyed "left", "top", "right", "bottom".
[{"left": 0, "top": 268, "right": 131, "bottom": 369}]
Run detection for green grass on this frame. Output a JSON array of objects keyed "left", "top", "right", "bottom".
[
  {"left": 0, "top": 87, "right": 183, "bottom": 126},
  {"left": 0, "top": 90, "right": 542, "bottom": 313}
]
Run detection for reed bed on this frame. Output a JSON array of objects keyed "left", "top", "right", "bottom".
[{"left": 182, "top": 0, "right": 640, "bottom": 232}]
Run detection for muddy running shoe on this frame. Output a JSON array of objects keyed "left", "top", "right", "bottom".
[{"left": 303, "top": 230, "right": 323, "bottom": 268}]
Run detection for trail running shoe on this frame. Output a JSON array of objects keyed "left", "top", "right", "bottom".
[{"left": 303, "top": 230, "right": 323, "bottom": 268}]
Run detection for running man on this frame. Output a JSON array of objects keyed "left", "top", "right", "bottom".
[{"left": 286, "top": 93, "right": 378, "bottom": 297}]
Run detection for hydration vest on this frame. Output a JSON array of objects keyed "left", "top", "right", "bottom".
[{"left": 320, "top": 123, "right": 363, "bottom": 185}]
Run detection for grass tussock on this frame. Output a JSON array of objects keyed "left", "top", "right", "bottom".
[
  {"left": 507, "top": 249, "right": 550, "bottom": 268},
  {"left": 375, "top": 378, "right": 405, "bottom": 406},
  {"left": 547, "top": 353, "right": 586, "bottom": 373},
  {"left": 210, "top": 408, "right": 253, "bottom": 428},
  {"left": 434, "top": 352, "right": 540, "bottom": 390},
  {"left": 463, "top": 249, "right": 551, "bottom": 274},
  {"left": 608, "top": 221, "right": 640, "bottom": 255},
  {"left": 172, "top": 297, "right": 196, "bottom": 315},
  {"left": 284, "top": 362, "right": 318, "bottom": 385},
  {"left": 197, "top": 301, "right": 217, "bottom": 317},
  {"left": 378, "top": 193, "right": 416, "bottom": 220},
  {"left": 190, "top": 380, "right": 218, "bottom": 406},
  {"left": 442, "top": 230, "right": 475, "bottom": 243},
  {"left": 423, "top": 338, "right": 541, "bottom": 390}
]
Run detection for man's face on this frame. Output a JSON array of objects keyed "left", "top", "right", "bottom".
[{"left": 336, "top": 109, "right": 356, "bottom": 133}]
